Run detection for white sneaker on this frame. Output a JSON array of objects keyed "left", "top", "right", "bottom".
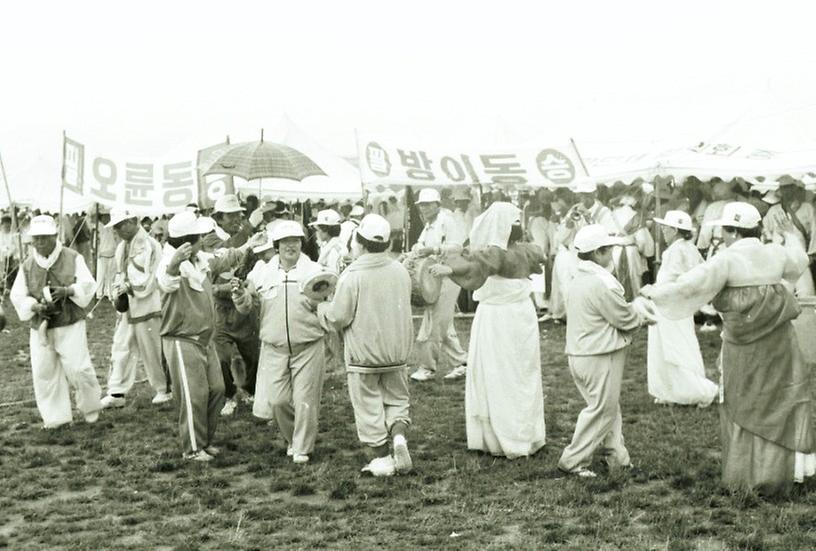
[
  {"left": 184, "top": 450, "right": 214, "bottom": 462},
  {"left": 293, "top": 454, "right": 310, "bottom": 464},
  {"left": 361, "top": 455, "right": 396, "bottom": 477},
  {"left": 443, "top": 365, "right": 467, "bottom": 380},
  {"left": 393, "top": 435, "right": 413, "bottom": 474},
  {"left": 101, "top": 395, "right": 126, "bottom": 409},
  {"left": 220, "top": 399, "right": 237, "bottom": 416},
  {"left": 410, "top": 367, "right": 435, "bottom": 382},
  {"left": 204, "top": 446, "right": 221, "bottom": 457},
  {"left": 151, "top": 392, "right": 172, "bottom": 405},
  {"left": 286, "top": 446, "right": 294, "bottom": 457},
  {"left": 84, "top": 410, "right": 100, "bottom": 424}
]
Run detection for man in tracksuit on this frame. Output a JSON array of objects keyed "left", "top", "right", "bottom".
[
  {"left": 156, "top": 210, "right": 261, "bottom": 462},
  {"left": 558, "top": 224, "right": 644, "bottom": 478},
  {"left": 101, "top": 209, "right": 170, "bottom": 408},
  {"left": 233, "top": 220, "right": 327, "bottom": 465},
  {"left": 317, "top": 214, "right": 414, "bottom": 476}
]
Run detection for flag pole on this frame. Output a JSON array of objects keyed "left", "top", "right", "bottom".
[
  {"left": 0, "top": 152, "right": 24, "bottom": 260},
  {"left": 59, "top": 130, "right": 67, "bottom": 242},
  {"left": 569, "top": 137, "right": 591, "bottom": 177}
]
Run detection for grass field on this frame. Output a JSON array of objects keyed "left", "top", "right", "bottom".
[{"left": 1, "top": 299, "right": 815, "bottom": 550}]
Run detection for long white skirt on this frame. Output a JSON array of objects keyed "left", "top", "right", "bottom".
[
  {"left": 465, "top": 294, "right": 546, "bottom": 459},
  {"left": 647, "top": 314, "right": 718, "bottom": 406}
]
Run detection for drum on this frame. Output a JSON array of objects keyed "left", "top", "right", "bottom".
[
  {"left": 301, "top": 271, "right": 338, "bottom": 302},
  {"left": 403, "top": 255, "right": 442, "bottom": 307}
]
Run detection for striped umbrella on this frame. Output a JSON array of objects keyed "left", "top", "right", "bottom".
[{"left": 202, "top": 131, "right": 326, "bottom": 181}]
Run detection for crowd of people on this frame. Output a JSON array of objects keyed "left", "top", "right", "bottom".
[{"left": 2, "top": 175, "right": 815, "bottom": 493}]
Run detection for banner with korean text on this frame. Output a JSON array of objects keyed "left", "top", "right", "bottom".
[
  {"left": 61, "top": 134, "right": 233, "bottom": 214},
  {"left": 356, "top": 133, "right": 586, "bottom": 189}
]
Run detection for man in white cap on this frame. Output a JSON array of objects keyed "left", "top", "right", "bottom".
[
  {"left": 339, "top": 204, "right": 366, "bottom": 248},
  {"left": 316, "top": 214, "right": 414, "bottom": 477},
  {"left": 233, "top": 220, "right": 327, "bottom": 465},
  {"left": 10, "top": 215, "right": 103, "bottom": 428},
  {"left": 157, "top": 210, "right": 263, "bottom": 461},
  {"left": 93, "top": 206, "right": 119, "bottom": 301},
  {"left": 212, "top": 194, "right": 250, "bottom": 248},
  {"left": 208, "top": 195, "right": 262, "bottom": 416},
  {"left": 573, "top": 179, "right": 616, "bottom": 232},
  {"left": 450, "top": 186, "right": 480, "bottom": 239},
  {"left": 558, "top": 224, "right": 647, "bottom": 478},
  {"left": 309, "top": 209, "right": 347, "bottom": 274},
  {"left": 100, "top": 209, "right": 170, "bottom": 409},
  {"left": 410, "top": 188, "right": 468, "bottom": 381}
]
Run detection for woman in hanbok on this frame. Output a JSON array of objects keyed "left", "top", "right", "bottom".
[
  {"left": 430, "top": 202, "right": 546, "bottom": 458},
  {"left": 641, "top": 202, "right": 816, "bottom": 494},
  {"left": 647, "top": 210, "right": 717, "bottom": 407}
]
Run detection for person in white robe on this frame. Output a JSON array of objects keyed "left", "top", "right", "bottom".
[
  {"left": 647, "top": 211, "right": 718, "bottom": 406},
  {"left": 10, "top": 215, "right": 102, "bottom": 428},
  {"left": 430, "top": 202, "right": 546, "bottom": 458}
]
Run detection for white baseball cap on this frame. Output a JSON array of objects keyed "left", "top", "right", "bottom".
[
  {"left": 252, "top": 229, "right": 276, "bottom": 254},
  {"left": 416, "top": 188, "right": 441, "bottom": 204},
  {"left": 356, "top": 214, "right": 391, "bottom": 243},
  {"left": 213, "top": 194, "right": 245, "bottom": 214},
  {"left": 349, "top": 205, "right": 366, "bottom": 217},
  {"left": 198, "top": 217, "right": 231, "bottom": 241},
  {"left": 271, "top": 220, "right": 305, "bottom": 242},
  {"left": 308, "top": 209, "right": 342, "bottom": 227},
  {"left": 105, "top": 208, "right": 137, "bottom": 228},
  {"left": 573, "top": 224, "right": 623, "bottom": 253},
  {"left": 28, "top": 215, "right": 58, "bottom": 236},
  {"left": 654, "top": 210, "right": 693, "bottom": 232},
  {"left": 707, "top": 202, "right": 762, "bottom": 229},
  {"left": 168, "top": 211, "right": 212, "bottom": 238}
]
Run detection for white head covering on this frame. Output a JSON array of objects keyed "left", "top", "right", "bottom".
[{"left": 468, "top": 202, "right": 520, "bottom": 251}]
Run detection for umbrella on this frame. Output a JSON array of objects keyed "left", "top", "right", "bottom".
[{"left": 202, "top": 130, "right": 326, "bottom": 181}]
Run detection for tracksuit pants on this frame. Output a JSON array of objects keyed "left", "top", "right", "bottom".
[
  {"left": 558, "top": 348, "right": 631, "bottom": 472},
  {"left": 29, "top": 321, "right": 103, "bottom": 428},
  {"left": 347, "top": 369, "right": 411, "bottom": 448},
  {"left": 163, "top": 337, "right": 225, "bottom": 455},
  {"left": 253, "top": 340, "right": 325, "bottom": 456},
  {"left": 107, "top": 314, "right": 168, "bottom": 396}
]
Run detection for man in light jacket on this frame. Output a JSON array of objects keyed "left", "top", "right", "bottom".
[
  {"left": 317, "top": 214, "right": 414, "bottom": 477},
  {"left": 102, "top": 209, "right": 171, "bottom": 408},
  {"left": 558, "top": 224, "right": 646, "bottom": 478}
]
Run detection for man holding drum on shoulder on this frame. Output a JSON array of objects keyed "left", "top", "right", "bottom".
[{"left": 409, "top": 188, "right": 468, "bottom": 382}]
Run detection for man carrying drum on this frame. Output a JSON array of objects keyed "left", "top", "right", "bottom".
[{"left": 409, "top": 188, "right": 468, "bottom": 382}]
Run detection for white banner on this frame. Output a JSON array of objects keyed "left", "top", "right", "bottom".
[
  {"left": 62, "top": 135, "right": 201, "bottom": 215},
  {"left": 357, "top": 133, "right": 587, "bottom": 188}
]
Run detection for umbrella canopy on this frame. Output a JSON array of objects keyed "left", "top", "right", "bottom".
[{"left": 202, "top": 139, "right": 326, "bottom": 181}]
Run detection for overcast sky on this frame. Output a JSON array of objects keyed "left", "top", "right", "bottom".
[{"left": 2, "top": 0, "right": 816, "bottom": 199}]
